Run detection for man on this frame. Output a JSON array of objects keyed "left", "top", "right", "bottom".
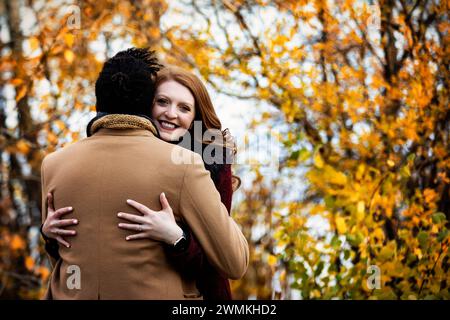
[{"left": 40, "top": 48, "right": 249, "bottom": 299}]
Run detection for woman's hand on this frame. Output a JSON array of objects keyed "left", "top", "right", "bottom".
[
  {"left": 118, "top": 192, "right": 183, "bottom": 245},
  {"left": 42, "top": 193, "right": 78, "bottom": 248}
]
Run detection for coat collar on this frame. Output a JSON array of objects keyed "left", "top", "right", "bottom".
[{"left": 88, "top": 114, "right": 158, "bottom": 137}]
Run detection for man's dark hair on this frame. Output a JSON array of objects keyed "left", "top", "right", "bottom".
[{"left": 95, "top": 47, "right": 162, "bottom": 116}]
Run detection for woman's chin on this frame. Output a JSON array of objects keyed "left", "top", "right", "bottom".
[{"left": 159, "top": 130, "right": 182, "bottom": 142}]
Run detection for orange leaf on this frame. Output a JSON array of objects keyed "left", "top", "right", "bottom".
[
  {"left": 25, "top": 256, "right": 35, "bottom": 271},
  {"left": 16, "top": 139, "right": 30, "bottom": 154},
  {"left": 15, "top": 86, "right": 27, "bottom": 102},
  {"left": 10, "top": 234, "right": 26, "bottom": 250}
]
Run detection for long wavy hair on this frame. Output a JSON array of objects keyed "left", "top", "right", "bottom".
[{"left": 154, "top": 66, "right": 240, "bottom": 190}]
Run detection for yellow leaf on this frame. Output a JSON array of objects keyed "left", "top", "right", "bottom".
[
  {"left": 64, "top": 49, "right": 75, "bottom": 63},
  {"left": 336, "top": 217, "right": 347, "bottom": 234},
  {"left": 374, "top": 228, "right": 385, "bottom": 241},
  {"left": 356, "top": 201, "right": 365, "bottom": 222},
  {"left": 64, "top": 33, "right": 75, "bottom": 47},
  {"left": 325, "top": 165, "right": 348, "bottom": 185},
  {"left": 387, "top": 160, "right": 395, "bottom": 167},
  {"left": 413, "top": 247, "right": 422, "bottom": 259},
  {"left": 28, "top": 36, "right": 39, "bottom": 51},
  {"left": 356, "top": 164, "right": 365, "bottom": 180},
  {"left": 268, "top": 254, "right": 277, "bottom": 267},
  {"left": 379, "top": 241, "right": 396, "bottom": 261},
  {"left": 314, "top": 152, "right": 324, "bottom": 168}
]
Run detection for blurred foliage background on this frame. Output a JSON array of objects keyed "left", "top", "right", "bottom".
[{"left": 0, "top": 0, "right": 448, "bottom": 299}]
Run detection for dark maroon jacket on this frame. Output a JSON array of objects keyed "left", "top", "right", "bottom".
[{"left": 165, "top": 163, "right": 233, "bottom": 300}]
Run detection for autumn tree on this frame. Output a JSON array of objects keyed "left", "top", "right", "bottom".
[
  {"left": 162, "top": 0, "right": 449, "bottom": 299},
  {"left": 0, "top": 0, "right": 448, "bottom": 299}
]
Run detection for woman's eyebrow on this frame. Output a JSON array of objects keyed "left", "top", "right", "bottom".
[
  {"left": 156, "top": 94, "right": 193, "bottom": 107},
  {"left": 155, "top": 94, "right": 171, "bottom": 101},
  {"left": 180, "top": 102, "right": 193, "bottom": 108}
]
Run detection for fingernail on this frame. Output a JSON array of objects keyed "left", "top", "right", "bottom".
[
  {"left": 118, "top": 213, "right": 122, "bottom": 217},
  {"left": 68, "top": 207, "right": 73, "bottom": 210},
  {"left": 73, "top": 220, "right": 78, "bottom": 224},
  {"left": 66, "top": 244, "right": 70, "bottom": 248},
  {"left": 126, "top": 199, "right": 131, "bottom": 203},
  {"left": 126, "top": 237, "right": 130, "bottom": 241},
  {"left": 118, "top": 223, "right": 123, "bottom": 227},
  {"left": 162, "top": 192, "right": 165, "bottom": 197},
  {"left": 72, "top": 231, "right": 76, "bottom": 235}
]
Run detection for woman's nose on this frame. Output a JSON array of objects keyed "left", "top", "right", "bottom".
[{"left": 165, "top": 105, "right": 178, "bottom": 118}]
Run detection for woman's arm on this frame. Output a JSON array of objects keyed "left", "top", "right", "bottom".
[
  {"left": 41, "top": 192, "right": 78, "bottom": 260},
  {"left": 120, "top": 164, "right": 234, "bottom": 264},
  {"left": 217, "top": 164, "right": 233, "bottom": 213},
  {"left": 163, "top": 164, "right": 234, "bottom": 284}
]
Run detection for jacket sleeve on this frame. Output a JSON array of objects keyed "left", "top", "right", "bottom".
[
  {"left": 164, "top": 225, "right": 204, "bottom": 279},
  {"left": 217, "top": 164, "right": 233, "bottom": 213},
  {"left": 165, "top": 164, "right": 234, "bottom": 277},
  {"left": 178, "top": 153, "right": 249, "bottom": 280}
]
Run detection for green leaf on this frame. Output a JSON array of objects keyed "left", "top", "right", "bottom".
[
  {"left": 298, "top": 148, "right": 311, "bottom": 162},
  {"left": 437, "top": 229, "right": 449, "bottom": 242},
  {"left": 400, "top": 165, "right": 411, "bottom": 178},
  {"left": 344, "top": 250, "right": 351, "bottom": 260},
  {"left": 331, "top": 235, "right": 341, "bottom": 248},
  {"left": 315, "top": 261, "right": 324, "bottom": 277},
  {"left": 289, "top": 150, "right": 300, "bottom": 160},
  {"left": 407, "top": 153, "right": 416, "bottom": 162},
  {"left": 418, "top": 231, "right": 428, "bottom": 248},
  {"left": 324, "top": 195, "right": 335, "bottom": 208},
  {"left": 432, "top": 212, "right": 447, "bottom": 224},
  {"left": 346, "top": 234, "right": 360, "bottom": 246}
]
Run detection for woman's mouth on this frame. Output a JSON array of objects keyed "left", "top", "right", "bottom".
[{"left": 158, "top": 120, "right": 179, "bottom": 131}]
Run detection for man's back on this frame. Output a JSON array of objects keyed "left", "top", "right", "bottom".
[{"left": 41, "top": 127, "right": 248, "bottom": 299}]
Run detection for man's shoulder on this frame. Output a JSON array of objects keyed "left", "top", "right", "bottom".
[
  {"left": 167, "top": 144, "right": 204, "bottom": 167},
  {"left": 42, "top": 138, "right": 89, "bottom": 165}
]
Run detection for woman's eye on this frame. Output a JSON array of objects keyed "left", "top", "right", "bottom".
[
  {"left": 157, "top": 99, "right": 169, "bottom": 105},
  {"left": 180, "top": 106, "right": 191, "bottom": 112}
]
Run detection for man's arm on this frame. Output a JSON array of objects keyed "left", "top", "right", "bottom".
[{"left": 179, "top": 153, "right": 249, "bottom": 280}]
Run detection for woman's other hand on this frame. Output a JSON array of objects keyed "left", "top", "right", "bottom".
[
  {"left": 118, "top": 192, "right": 183, "bottom": 244},
  {"left": 42, "top": 193, "right": 78, "bottom": 248}
]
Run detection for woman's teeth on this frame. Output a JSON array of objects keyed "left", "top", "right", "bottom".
[{"left": 160, "top": 121, "right": 177, "bottom": 130}]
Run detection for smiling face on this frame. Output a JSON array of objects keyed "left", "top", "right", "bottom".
[{"left": 151, "top": 80, "right": 196, "bottom": 142}]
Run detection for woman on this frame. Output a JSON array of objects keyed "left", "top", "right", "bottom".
[{"left": 41, "top": 66, "right": 240, "bottom": 300}]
